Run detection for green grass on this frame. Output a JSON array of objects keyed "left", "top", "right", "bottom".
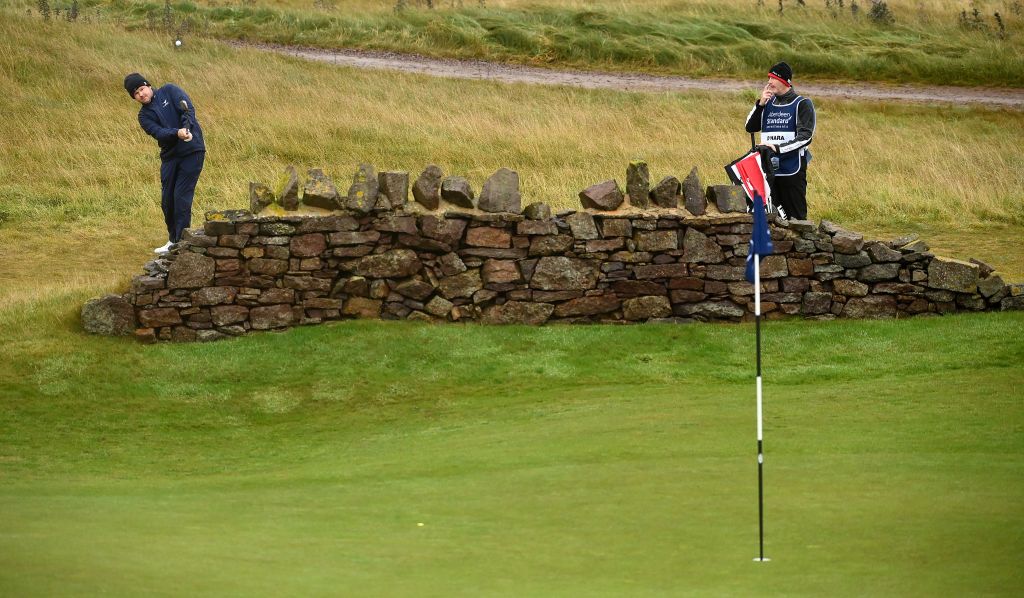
[
  {"left": 2, "top": 291, "right": 1023, "bottom": 594},
  {"left": 8, "top": 0, "right": 1024, "bottom": 87}
]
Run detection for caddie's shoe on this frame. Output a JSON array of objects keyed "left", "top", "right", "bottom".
[{"left": 153, "top": 241, "right": 173, "bottom": 254}]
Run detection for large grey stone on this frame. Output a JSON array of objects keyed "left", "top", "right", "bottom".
[
  {"left": 528, "top": 235, "right": 574, "bottom": 256},
  {"left": 833, "top": 279, "right": 869, "bottom": 297},
  {"left": 760, "top": 255, "right": 789, "bottom": 278},
  {"left": 482, "top": 301, "right": 554, "bottom": 325},
  {"left": 682, "top": 167, "right": 705, "bottom": 215},
  {"left": 650, "top": 176, "right": 680, "bottom": 209},
  {"left": 636, "top": 230, "right": 677, "bottom": 252},
  {"left": 477, "top": 168, "right": 521, "bottom": 214},
  {"left": 865, "top": 242, "right": 902, "bottom": 263},
  {"left": 530, "top": 257, "right": 600, "bottom": 291},
  {"left": 687, "top": 300, "right": 745, "bottom": 319},
  {"left": 191, "top": 286, "right": 238, "bottom": 306},
  {"left": 523, "top": 202, "right": 552, "bottom": 220},
  {"left": 378, "top": 171, "right": 409, "bottom": 209},
  {"left": 857, "top": 263, "right": 900, "bottom": 283},
  {"left": 438, "top": 252, "right": 468, "bottom": 276},
  {"left": 346, "top": 163, "right": 379, "bottom": 214},
  {"left": 579, "top": 180, "right": 624, "bottom": 211},
  {"left": 394, "top": 279, "right": 435, "bottom": 301},
  {"left": 413, "top": 165, "right": 444, "bottom": 210},
  {"left": 290, "top": 233, "right": 327, "bottom": 258},
  {"left": 623, "top": 296, "right": 672, "bottom": 320},
  {"left": 707, "top": 185, "right": 746, "bottom": 213},
  {"left": 342, "top": 297, "right": 382, "bottom": 319},
  {"left": 355, "top": 249, "right": 422, "bottom": 278},
  {"left": 566, "top": 212, "right": 599, "bottom": 240},
  {"left": 302, "top": 168, "right": 341, "bottom": 210},
  {"left": 928, "top": 256, "right": 980, "bottom": 293},
  {"left": 553, "top": 295, "right": 621, "bottom": 317},
  {"left": 137, "top": 307, "right": 182, "bottom": 328},
  {"left": 1001, "top": 295, "right": 1024, "bottom": 311},
  {"left": 438, "top": 269, "right": 483, "bottom": 299},
  {"left": 801, "top": 292, "right": 832, "bottom": 315},
  {"left": 211, "top": 305, "right": 249, "bottom": 326},
  {"left": 278, "top": 165, "right": 300, "bottom": 211},
  {"left": 977, "top": 272, "right": 1006, "bottom": 298},
  {"left": 834, "top": 251, "right": 872, "bottom": 268},
  {"left": 440, "top": 176, "right": 476, "bottom": 208},
  {"left": 842, "top": 296, "right": 897, "bottom": 319},
  {"left": 419, "top": 216, "right": 467, "bottom": 245},
  {"left": 167, "top": 252, "right": 215, "bottom": 289},
  {"left": 832, "top": 231, "right": 865, "bottom": 255},
  {"left": 425, "top": 295, "right": 455, "bottom": 318},
  {"left": 482, "top": 260, "right": 522, "bottom": 284},
  {"left": 81, "top": 294, "right": 135, "bottom": 335},
  {"left": 600, "top": 218, "right": 632, "bottom": 238},
  {"left": 681, "top": 228, "right": 725, "bottom": 264},
  {"left": 626, "top": 160, "right": 651, "bottom": 208},
  {"left": 249, "top": 181, "right": 275, "bottom": 214}
]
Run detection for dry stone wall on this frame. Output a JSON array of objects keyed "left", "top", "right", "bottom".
[{"left": 82, "top": 163, "right": 1023, "bottom": 342}]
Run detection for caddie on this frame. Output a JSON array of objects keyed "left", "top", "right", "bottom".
[{"left": 744, "top": 62, "right": 815, "bottom": 221}]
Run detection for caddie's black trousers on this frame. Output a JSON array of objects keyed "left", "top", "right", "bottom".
[
  {"left": 160, "top": 151, "right": 205, "bottom": 243},
  {"left": 770, "top": 161, "right": 808, "bottom": 221}
]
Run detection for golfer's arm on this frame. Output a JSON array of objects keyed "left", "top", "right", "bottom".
[
  {"left": 138, "top": 112, "right": 179, "bottom": 142},
  {"left": 167, "top": 85, "right": 195, "bottom": 130}
]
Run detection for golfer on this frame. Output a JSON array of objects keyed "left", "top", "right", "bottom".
[
  {"left": 124, "top": 73, "right": 206, "bottom": 254},
  {"left": 744, "top": 62, "right": 815, "bottom": 221}
]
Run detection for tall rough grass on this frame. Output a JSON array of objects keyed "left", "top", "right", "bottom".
[
  {"left": 6, "top": 0, "right": 1023, "bottom": 86},
  {"left": 1, "top": 13, "right": 1022, "bottom": 306}
]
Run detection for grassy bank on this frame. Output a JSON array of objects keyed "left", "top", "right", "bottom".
[
  {"left": 7, "top": 0, "right": 1024, "bottom": 87},
  {"left": 2, "top": 287, "right": 1023, "bottom": 594}
]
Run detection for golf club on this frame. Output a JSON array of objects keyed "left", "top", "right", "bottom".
[{"left": 179, "top": 99, "right": 193, "bottom": 142}]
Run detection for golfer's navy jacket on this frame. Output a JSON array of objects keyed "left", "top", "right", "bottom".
[{"left": 137, "top": 84, "right": 205, "bottom": 161}]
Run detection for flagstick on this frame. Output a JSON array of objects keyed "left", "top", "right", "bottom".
[{"left": 754, "top": 243, "right": 770, "bottom": 563}]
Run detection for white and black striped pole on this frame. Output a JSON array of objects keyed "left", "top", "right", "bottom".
[
  {"left": 748, "top": 191, "right": 772, "bottom": 564},
  {"left": 754, "top": 244, "right": 768, "bottom": 563}
]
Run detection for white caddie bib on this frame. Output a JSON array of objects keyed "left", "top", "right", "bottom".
[{"left": 759, "top": 130, "right": 795, "bottom": 146}]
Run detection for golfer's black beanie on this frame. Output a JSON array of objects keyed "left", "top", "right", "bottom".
[
  {"left": 124, "top": 73, "right": 149, "bottom": 97},
  {"left": 768, "top": 62, "right": 793, "bottom": 86}
]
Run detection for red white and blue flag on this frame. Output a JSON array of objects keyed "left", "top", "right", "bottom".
[{"left": 726, "top": 149, "right": 774, "bottom": 215}]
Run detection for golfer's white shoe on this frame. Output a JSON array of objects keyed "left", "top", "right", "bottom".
[{"left": 154, "top": 241, "right": 173, "bottom": 254}]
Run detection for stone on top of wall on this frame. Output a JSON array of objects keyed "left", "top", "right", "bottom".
[
  {"left": 650, "top": 176, "right": 680, "bottom": 210},
  {"left": 478, "top": 168, "right": 522, "bottom": 214},
  {"left": 682, "top": 167, "right": 705, "bottom": 216},
  {"left": 626, "top": 160, "right": 651, "bottom": 209},
  {"left": 81, "top": 162, "right": 1022, "bottom": 343},
  {"left": 413, "top": 164, "right": 444, "bottom": 210},
  {"left": 580, "top": 180, "right": 624, "bottom": 211}
]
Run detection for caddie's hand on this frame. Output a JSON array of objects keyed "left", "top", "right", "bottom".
[
  {"left": 758, "top": 84, "right": 774, "bottom": 106},
  {"left": 177, "top": 128, "right": 190, "bottom": 140}
]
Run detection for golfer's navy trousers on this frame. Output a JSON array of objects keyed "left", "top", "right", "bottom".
[{"left": 160, "top": 151, "right": 205, "bottom": 243}]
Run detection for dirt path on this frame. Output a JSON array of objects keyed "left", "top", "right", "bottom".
[{"left": 243, "top": 42, "right": 1024, "bottom": 109}]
